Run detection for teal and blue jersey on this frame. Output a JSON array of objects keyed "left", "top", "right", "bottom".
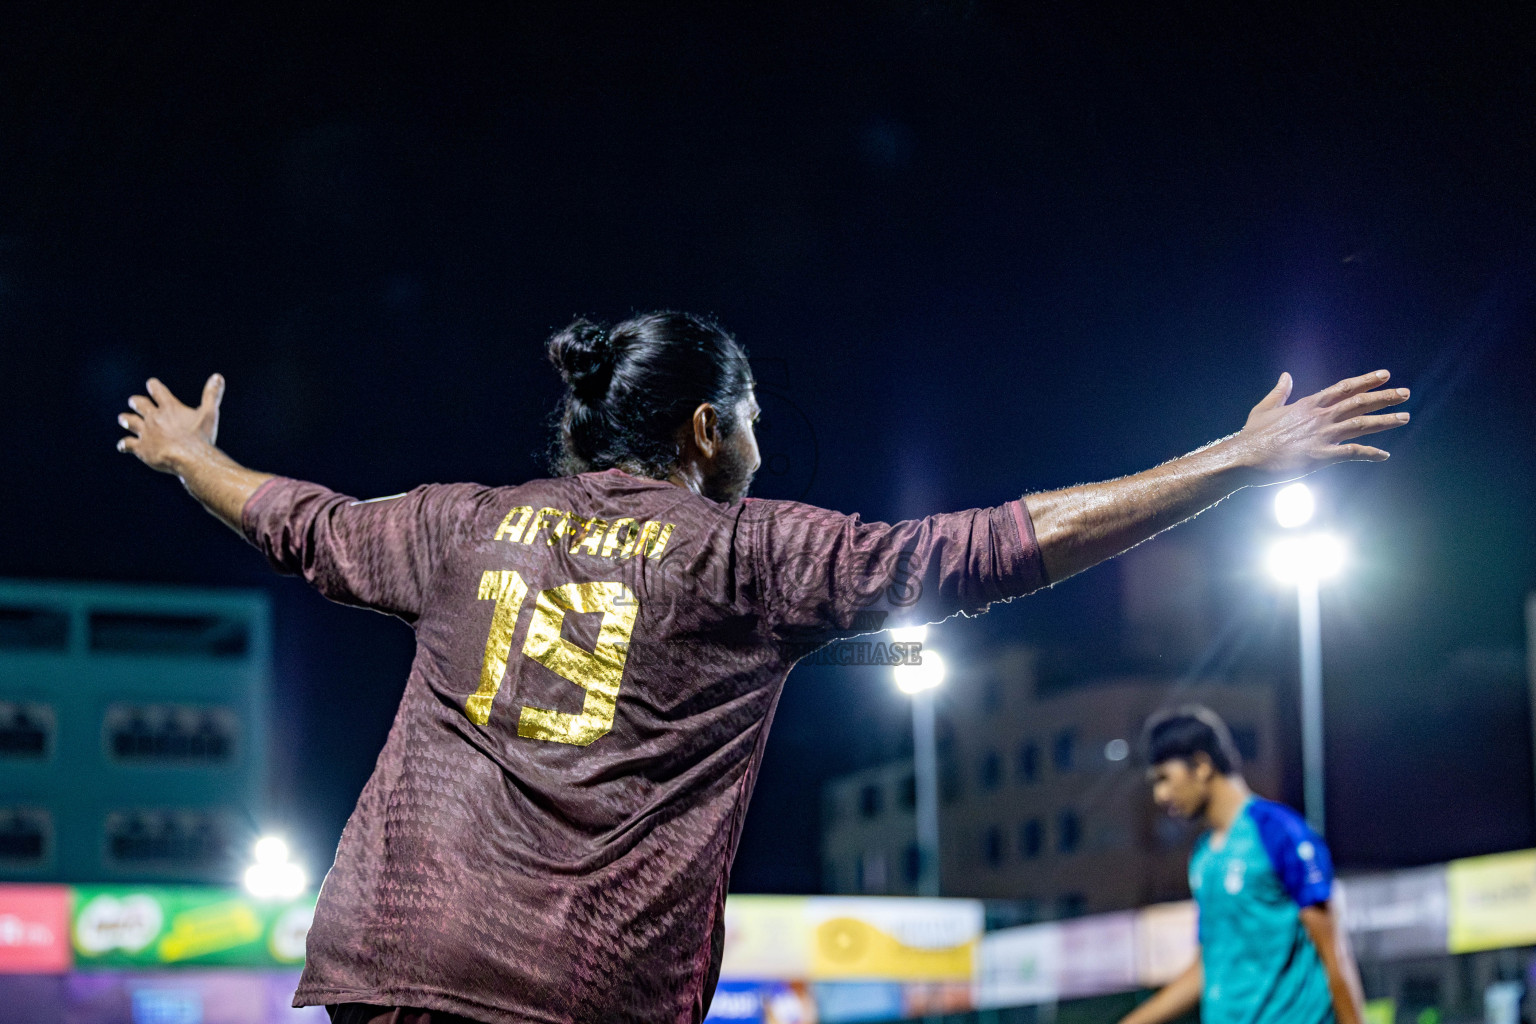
[{"left": 1189, "top": 797, "right": 1335, "bottom": 1024}]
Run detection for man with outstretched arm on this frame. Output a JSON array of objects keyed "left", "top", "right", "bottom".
[
  {"left": 1120, "top": 707, "right": 1365, "bottom": 1024},
  {"left": 116, "top": 311, "right": 1406, "bottom": 1024}
]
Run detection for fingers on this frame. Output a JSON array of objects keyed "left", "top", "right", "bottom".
[
  {"left": 1333, "top": 411, "right": 1410, "bottom": 439},
  {"left": 126, "top": 394, "right": 154, "bottom": 415},
  {"left": 145, "top": 377, "right": 183, "bottom": 409},
  {"left": 1330, "top": 443, "right": 1390, "bottom": 463},
  {"left": 1330, "top": 386, "right": 1410, "bottom": 421},
  {"left": 116, "top": 436, "right": 139, "bottom": 454},
  {"left": 117, "top": 412, "right": 145, "bottom": 435},
  {"left": 200, "top": 373, "right": 226, "bottom": 411},
  {"left": 1253, "top": 372, "right": 1293, "bottom": 412},
  {"left": 1315, "top": 369, "right": 1390, "bottom": 408}
]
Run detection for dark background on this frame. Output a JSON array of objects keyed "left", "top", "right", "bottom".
[{"left": 2, "top": 1, "right": 1532, "bottom": 892}]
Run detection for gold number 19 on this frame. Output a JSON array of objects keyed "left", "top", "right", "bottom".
[{"left": 466, "top": 570, "right": 640, "bottom": 747}]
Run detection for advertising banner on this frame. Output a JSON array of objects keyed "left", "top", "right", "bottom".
[
  {"left": 71, "top": 886, "right": 316, "bottom": 969},
  {"left": 720, "top": 897, "right": 812, "bottom": 981},
  {"left": 805, "top": 898, "right": 982, "bottom": 981},
  {"left": 900, "top": 980, "right": 972, "bottom": 1018},
  {"left": 706, "top": 980, "right": 817, "bottom": 1023},
  {"left": 1133, "top": 901, "right": 1198, "bottom": 987},
  {"left": 1446, "top": 849, "right": 1536, "bottom": 953},
  {"left": 1338, "top": 867, "right": 1448, "bottom": 961},
  {"left": 64, "top": 968, "right": 326, "bottom": 1023},
  {"left": 810, "top": 981, "right": 904, "bottom": 1023},
  {"left": 975, "top": 922, "right": 1060, "bottom": 1009},
  {"left": 1058, "top": 912, "right": 1137, "bottom": 1000},
  {"left": 0, "top": 883, "right": 71, "bottom": 974}
]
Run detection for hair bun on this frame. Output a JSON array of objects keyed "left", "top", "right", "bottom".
[{"left": 547, "top": 318, "right": 618, "bottom": 402}]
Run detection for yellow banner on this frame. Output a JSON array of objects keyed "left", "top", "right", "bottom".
[
  {"left": 157, "top": 899, "right": 264, "bottom": 962},
  {"left": 1446, "top": 848, "right": 1536, "bottom": 952},
  {"left": 807, "top": 898, "right": 981, "bottom": 981}
]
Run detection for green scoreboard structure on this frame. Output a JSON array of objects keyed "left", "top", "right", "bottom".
[{"left": 0, "top": 579, "right": 271, "bottom": 885}]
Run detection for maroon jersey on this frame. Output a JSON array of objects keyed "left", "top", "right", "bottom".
[{"left": 242, "top": 468, "right": 1046, "bottom": 1024}]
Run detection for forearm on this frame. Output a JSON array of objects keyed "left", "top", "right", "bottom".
[
  {"left": 1024, "top": 436, "right": 1255, "bottom": 583},
  {"left": 1301, "top": 904, "right": 1364, "bottom": 1024},
  {"left": 166, "top": 439, "right": 273, "bottom": 534},
  {"left": 1323, "top": 965, "right": 1363, "bottom": 1024},
  {"left": 1120, "top": 958, "right": 1203, "bottom": 1024}
]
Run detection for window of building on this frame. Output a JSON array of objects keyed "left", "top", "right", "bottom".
[
  {"left": 1016, "top": 741, "right": 1039, "bottom": 783},
  {"left": 903, "top": 843, "right": 922, "bottom": 885},
  {"left": 1057, "top": 893, "right": 1087, "bottom": 919},
  {"left": 858, "top": 783, "right": 884, "bottom": 819},
  {"left": 1155, "top": 815, "right": 1190, "bottom": 849},
  {"left": 0, "top": 808, "right": 49, "bottom": 864},
  {"left": 0, "top": 606, "right": 69, "bottom": 651},
  {"left": 1052, "top": 729, "right": 1076, "bottom": 773},
  {"left": 979, "top": 750, "right": 1002, "bottom": 791},
  {"left": 0, "top": 702, "right": 53, "bottom": 758},
  {"left": 88, "top": 610, "right": 250, "bottom": 658},
  {"left": 940, "top": 761, "right": 962, "bottom": 805},
  {"left": 1019, "top": 818, "right": 1044, "bottom": 859},
  {"left": 1230, "top": 723, "right": 1259, "bottom": 762},
  {"left": 104, "top": 810, "right": 228, "bottom": 867},
  {"left": 983, "top": 826, "right": 1005, "bottom": 868},
  {"left": 898, "top": 774, "right": 916, "bottom": 811},
  {"left": 857, "top": 850, "right": 888, "bottom": 893},
  {"left": 105, "top": 704, "right": 237, "bottom": 764},
  {"left": 1057, "top": 809, "right": 1081, "bottom": 854}
]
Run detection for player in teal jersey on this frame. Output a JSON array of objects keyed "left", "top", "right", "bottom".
[{"left": 1119, "top": 707, "right": 1364, "bottom": 1024}]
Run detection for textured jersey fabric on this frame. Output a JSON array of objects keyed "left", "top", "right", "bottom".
[
  {"left": 242, "top": 468, "right": 1046, "bottom": 1024},
  {"left": 1190, "top": 797, "right": 1336, "bottom": 1024}
]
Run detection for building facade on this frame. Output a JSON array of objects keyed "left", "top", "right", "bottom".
[
  {"left": 822, "top": 645, "right": 1279, "bottom": 919},
  {"left": 0, "top": 579, "right": 270, "bottom": 884}
]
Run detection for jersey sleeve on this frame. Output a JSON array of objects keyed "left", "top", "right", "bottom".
[
  {"left": 744, "top": 496, "right": 1047, "bottom": 641},
  {"left": 241, "top": 477, "right": 485, "bottom": 622},
  {"left": 1249, "top": 799, "right": 1334, "bottom": 908}
]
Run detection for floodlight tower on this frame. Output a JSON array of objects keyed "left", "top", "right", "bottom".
[
  {"left": 1266, "top": 483, "right": 1347, "bottom": 836},
  {"left": 891, "top": 626, "right": 946, "bottom": 897}
]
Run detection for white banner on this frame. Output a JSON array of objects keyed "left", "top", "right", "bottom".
[{"left": 975, "top": 923, "right": 1061, "bottom": 1008}]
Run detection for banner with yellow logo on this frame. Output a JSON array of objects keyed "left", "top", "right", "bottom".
[
  {"left": 805, "top": 897, "right": 982, "bottom": 981},
  {"left": 70, "top": 886, "right": 315, "bottom": 968},
  {"left": 1446, "top": 849, "right": 1536, "bottom": 952}
]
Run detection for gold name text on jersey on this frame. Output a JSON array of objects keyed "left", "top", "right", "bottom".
[{"left": 493, "top": 505, "right": 675, "bottom": 560}]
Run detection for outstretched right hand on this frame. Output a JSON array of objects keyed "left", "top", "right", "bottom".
[{"left": 117, "top": 374, "right": 226, "bottom": 475}]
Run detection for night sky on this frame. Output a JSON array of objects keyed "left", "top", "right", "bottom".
[{"left": 3, "top": 2, "right": 1533, "bottom": 893}]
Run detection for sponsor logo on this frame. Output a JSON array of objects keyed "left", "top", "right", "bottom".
[{"left": 75, "top": 894, "right": 163, "bottom": 955}]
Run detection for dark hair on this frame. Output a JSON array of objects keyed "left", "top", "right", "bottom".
[
  {"left": 546, "top": 311, "right": 753, "bottom": 478},
  {"left": 1143, "top": 705, "right": 1241, "bottom": 775}
]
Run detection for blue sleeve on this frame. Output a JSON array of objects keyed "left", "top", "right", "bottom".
[{"left": 1249, "top": 799, "right": 1333, "bottom": 907}]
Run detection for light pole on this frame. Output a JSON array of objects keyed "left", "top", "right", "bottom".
[
  {"left": 891, "top": 626, "right": 947, "bottom": 897},
  {"left": 1265, "top": 483, "right": 1347, "bottom": 836}
]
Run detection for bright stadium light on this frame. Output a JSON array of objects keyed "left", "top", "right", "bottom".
[
  {"left": 1273, "top": 482, "right": 1316, "bottom": 529},
  {"left": 1266, "top": 532, "right": 1347, "bottom": 585},
  {"left": 888, "top": 624, "right": 928, "bottom": 645},
  {"left": 892, "top": 649, "right": 946, "bottom": 694},
  {"left": 244, "top": 835, "right": 306, "bottom": 900},
  {"left": 253, "top": 836, "right": 289, "bottom": 865}
]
